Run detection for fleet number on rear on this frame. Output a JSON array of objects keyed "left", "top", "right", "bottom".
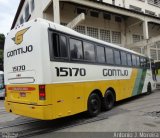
[{"left": 12, "top": 65, "right": 26, "bottom": 72}]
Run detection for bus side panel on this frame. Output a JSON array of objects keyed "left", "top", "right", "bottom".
[
  {"left": 47, "top": 83, "right": 85, "bottom": 119},
  {"left": 112, "top": 68, "right": 138, "bottom": 101}
]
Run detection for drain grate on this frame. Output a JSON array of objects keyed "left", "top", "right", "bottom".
[{"left": 145, "top": 111, "right": 160, "bottom": 118}]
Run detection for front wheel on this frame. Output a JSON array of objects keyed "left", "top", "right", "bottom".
[
  {"left": 86, "top": 93, "right": 101, "bottom": 117},
  {"left": 146, "top": 83, "right": 152, "bottom": 95}
]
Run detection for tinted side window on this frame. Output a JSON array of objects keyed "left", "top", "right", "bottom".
[
  {"left": 121, "top": 51, "right": 127, "bottom": 66},
  {"left": 25, "top": 3, "right": 30, "bottom": 21},
  {"left": 146, "top": 58, "right": 150, "bottom": 69},
  {"left": 51, "top": 33, "right": 68, "bottom": 59},
  {"left": 70, "top": 39, "right": 83, "bottom": 60},
  {"left": 52, "top": 33, "right": 60, "bottom": 58},
  {"left": 144, "top": 58, "right": 147, "bottom": 68},
  {"left": 127, "top": 54, "right": 132, "bottom": 66},
  {"left": 96, "top": 46, "right": 105, "bottom": 63},
  {"left": 140, "top": 57, "right": 144, "bottom": 67},
  {"left": 60, "top": 36, "right": 68, "bottom": 58},
  {"left": 136, "top": 56, "right": 140, "bottom": 67},
  {"left": 141, "top": 57, "right": 148, "bottom": 68},
  {"left": 105, "top": 47, "right": 114, "bottom": 64},
  {"left": 83, "top": 42, "right": 95, "bottom": 61},
  {"left": 132, "top": 55, "right": 137, "bottom": 67},
  {"left": 114, "top": 50, "right": 121, "bottom": 65}
]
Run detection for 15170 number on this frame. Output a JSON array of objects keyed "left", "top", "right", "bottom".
[
  {"left": 55, "top": 67, "right": 86, "bottom": 77},
  {"left": 12, "top": 65, "right": 26, "bottom": 72}
]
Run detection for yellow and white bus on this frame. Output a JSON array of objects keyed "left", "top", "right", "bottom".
[{"left": 4, "top": 18, "right": 155, "bottom": 120}]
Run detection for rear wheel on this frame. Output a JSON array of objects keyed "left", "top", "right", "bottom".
[
  {"left": 103, "top": 90, "right": 115, "bottom": 111},
  {"left": 146, "top": 83, "right": 152, "bottom": 95},
  {"left": 87, "top": 93, "right": 101, "bottom": 117}
]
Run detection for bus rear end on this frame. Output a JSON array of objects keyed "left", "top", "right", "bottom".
[{"left": 4, "top": 19, "right": 53, "bottom": 120}]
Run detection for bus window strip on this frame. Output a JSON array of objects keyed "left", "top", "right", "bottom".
[
  {"left": 48, "top": 28, "right": 150, "bottom": 69},
  {"left": 50, "top": 31, "right": 149, "bottom": 69}
]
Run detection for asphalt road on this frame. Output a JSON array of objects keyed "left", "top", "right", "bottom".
[
  {"left": 32, "top": 90, "right": 160, "bottom": 138},
  {"left": 0, "top": 100, "right": 18, "bottom": 124},
  {"left": 0, "top": 90, "right": 160, "bottom": 138}
]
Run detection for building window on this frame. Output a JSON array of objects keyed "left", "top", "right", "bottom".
[
  {"left": 31, "top": 0, "right": 35, "bottom": 12},
  {"left": 77, "top": 8, "right": 86, "bottom": 15},
  {"left": 100, "top": 29, "right": 111, "bottom": 42},
  {"left": 74, "top": 26, "right": 85, "bottom": 34},
  {"left": 103, "top": 13, "right": 111, "bottom": 20},
  {"left": 145, "top": 10, "right": 156, "bottom": 16},
  {"left": 129, "top": 5, "right": 142, "bottom": 12},
  {"left": 87, "top": 27, "right": 99, "bottom": 39},
  {"left": 25, "top": 3, "right": 30, "bottom": 21},
  {"left": 132, "top": 35, "right": 141, "bottom": 43},
  {"left": 148, "top": 0, "right": 160, "bottom": 7},
  {"left": 150, "top": 49, "right": 157, "bottom": 60},
  {"left": 112, "top": 31, "right": 121, "bottom": 44},
  {"left": 138, "top": 0, "right": 145, "bottom": 2},
  {"left": 20, "top": 16, "right": 24, "bottom": 24},
  {"left": 90, "top": 11, "right": 99, "bottom": 18},
  {"left": 112, "top": 0, "right": 115, "bottom": 5},
  {"left": 115, "top": 16, "right": 122, "bottom": 22}
]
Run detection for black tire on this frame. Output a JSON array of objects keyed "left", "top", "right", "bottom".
[
  {"left": 0, "top": 97, "right": 4, "bottom": 100},
  {"left": 102, "top": 90, "right": 115, "bottom": 111},
  {"left": 87, "top": 93, "right": 101, "bottom": 117},
  {"left": 146, "top": 83, "right": 152, "bottom": 95}
]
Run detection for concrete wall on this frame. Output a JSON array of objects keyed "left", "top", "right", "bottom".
[
  {"left": 13, "top": 0, "right": 160, "bottom": 60},
  {"left": 103, "top": 0, "right": 160, "bottom": 16}
]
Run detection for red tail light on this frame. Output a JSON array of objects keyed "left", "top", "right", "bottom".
[{"left": 39, "top": 85, "right": 46, "bottom": 100}]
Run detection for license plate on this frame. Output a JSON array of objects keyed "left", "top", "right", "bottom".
[{"left": 20, "top": 92, "right": 26, "bottom": 97}]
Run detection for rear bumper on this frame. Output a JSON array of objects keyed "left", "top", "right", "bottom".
[{"left": 5, "top": 101, "right": 54, "bottom": 120}]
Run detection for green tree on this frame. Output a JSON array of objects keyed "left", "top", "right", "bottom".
[
  {"left": 0, "top": 34, "right": 5, "bottom": 70},
  {"left": 0, "top": 34, "right": 5, "bottom": 45}
]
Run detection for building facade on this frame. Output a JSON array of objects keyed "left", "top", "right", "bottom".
[{"left": 12, "top": 0, "right": 160, "bottom": 61}]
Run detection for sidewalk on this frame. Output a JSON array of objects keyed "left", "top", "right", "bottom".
[{"left": 0, "top": 100, "right": 19, "bottom": 123}]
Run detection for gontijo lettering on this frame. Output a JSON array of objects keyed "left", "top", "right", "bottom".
[
  {"left": 103, "top": 69, "right": 128, "bottom": 76},
  {"left": 7, "top": 45, "right": 33, "bottom": 58}
]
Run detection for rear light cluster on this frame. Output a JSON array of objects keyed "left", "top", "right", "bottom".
[{"left": 39, "top": 85, "right": 46, "bottom": 100}]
